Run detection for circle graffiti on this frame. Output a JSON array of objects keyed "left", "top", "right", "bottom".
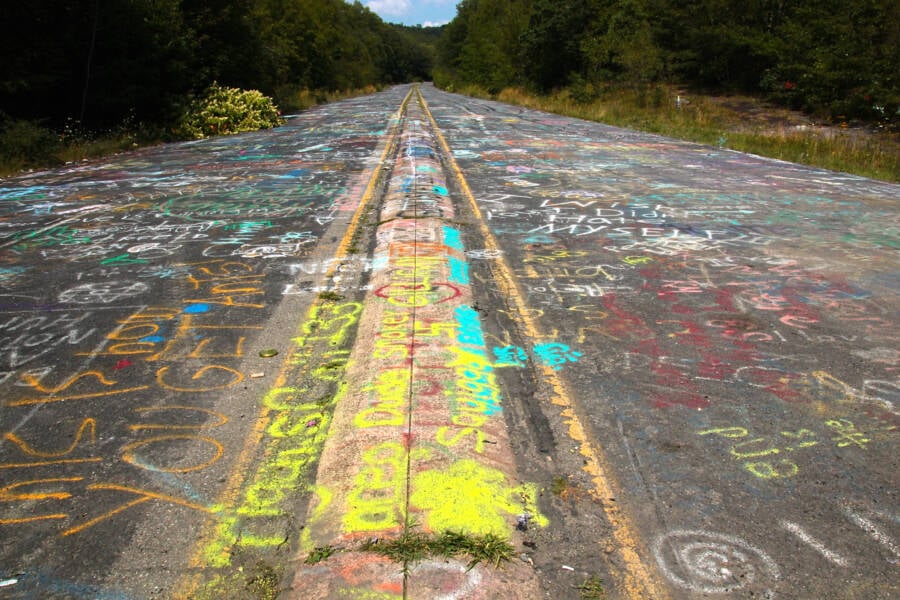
[{"left": 652, "top": 530, "right": 780, "bottom": 596}]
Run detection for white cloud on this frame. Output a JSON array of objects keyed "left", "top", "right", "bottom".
[
  {"left": 422, "top": 20, "right": 449, "bottom": 27},
  {"left": 365, "top": 0, "right": 411, "bottom": 17}
]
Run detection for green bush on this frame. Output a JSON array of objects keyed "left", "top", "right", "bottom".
[
  {"left": 0, "top": 116, "right": 62, "bottom": 171},
  {"left": 177, "top": 83, "right": 284, "bottom": 140},
  {"left": 568, "top": 74, "right": 600, "bottom": 104}
]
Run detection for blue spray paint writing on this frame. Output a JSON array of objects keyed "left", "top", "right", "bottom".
[
  {"left": 455, "top": 305, "right": 485, "bottom": 348},
  {"left": 443, "top": 226, "right": 464, "bottom": 252},
  {"left": 493, "top": 343, "right": 583, "bottom": 371},
  {"left": 448, "top": 256, "right": 470, "bottom": 285}
]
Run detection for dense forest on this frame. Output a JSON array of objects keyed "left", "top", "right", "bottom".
[
  {"left": 2, "top": 0, "right": 897, "bottom": 158},
  {"left": 0, "top": 0, "right": 436, "bottom": 132},
  {"left": 436, "top": 0, "right": 899, "bottom": 124}
]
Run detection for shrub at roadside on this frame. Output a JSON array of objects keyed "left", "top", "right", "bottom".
[
  {"left": 0, "top": 116, "right": 62, "bottom": 172},
  {"left": 0, "top": 113, "right": 163, "bottom": 177},
  {"left": 177, "top": 84, "right": 285, "bottom": 140}
]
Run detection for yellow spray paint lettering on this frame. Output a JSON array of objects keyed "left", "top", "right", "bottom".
[
  {"left": 450, "top": 411, "right": 487, "bottom": 429},
  {"left": 730, "top": 438, "right": 780, "bottom": 459},
  {"left": 262, "top": 387, "right": 302, "bottom": 410},
  {"left": 199, "top": 302, "right": 361, "bottom": 565},
  {"left": 373, "top": 345, "right": 409, "bottom": 360},
  {"left": 355, "top": 369, "right": 408, "bottom": 428},
  {"left": 745, "top": 460, "right": 799, "bottom": 479},
  {"left": 269, "top": 408, "right": 330, "bottom": 439},
  {"left": 296, "top": 302, "right": 363, "bottom": 346},
  {"left": 410, "top": 459, "right": 547, "bottom": 537},
  {"left": 344, "top": 442, "right": 407, "bottom": 533},
  {"left": 699, "top": 427, "right": 749, "bottom": 438},
  {"left": 436, "top": 426, "right": 486, "bottom": 453},
  {"left": 447, "top": 346, "right": 493, "bottom": 372}
]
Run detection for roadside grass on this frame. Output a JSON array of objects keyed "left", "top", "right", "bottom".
[
  {"left": 278, "top": 84, "right": 382, "bottom": 113},
  {"left": 0, "top": 85, "right": 384, "bottom": 179},
  {"left": 0, "top": 119, "right": 154, "bottom": 178},
  {"left": 10, "top": 83, "right": 893, "bottom": 181},
  {"left": 55, "top": 134, "right": 145, "bottom": 164},
  {"left": 451, "top": 84, "right": 899, "bottom": 183}
]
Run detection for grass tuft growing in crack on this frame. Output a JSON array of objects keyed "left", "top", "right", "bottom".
[
  {"left": 578, "top": 575, "right": 606, "bottom": 599},
  {"left": 317, "top": 291, "right": 344, "bottom": 302},
  {"left": 457, "top": 532, "right": 515, "bottom": 569},
  {"left": 361, "top": 530, "right": 514, "bottom": 571},
  {"left": 550, "top": 476, "right": 568, "bottom": 496},
  {"left": 304, "top": 545, "right": 337, "bottom": 565},
  {"left": 245, "top": 562, "right": 280, "bottom": 600},
  {"left": 361, "top": 530, "right": 431, "bottom": 572}
]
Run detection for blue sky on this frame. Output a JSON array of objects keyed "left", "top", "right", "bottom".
[{"left": 363, "top": 0, "right": 459, "bottom": 27}]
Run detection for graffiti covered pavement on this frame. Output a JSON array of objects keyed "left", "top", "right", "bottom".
[{"left": 0, "top": 84, "right": 898, "bottom": 599}]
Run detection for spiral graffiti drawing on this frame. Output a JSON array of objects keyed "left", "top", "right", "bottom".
[{"left": 653, "top": 530, "right": 780, "bottom": 596}]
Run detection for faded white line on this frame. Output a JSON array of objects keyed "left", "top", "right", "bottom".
[{"left": 779, "top": 520, "right": 849, "bottom": 567}]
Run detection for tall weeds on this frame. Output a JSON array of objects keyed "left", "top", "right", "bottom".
[{"left": 489, "top": 86, "right": 899, "bottom": 182}]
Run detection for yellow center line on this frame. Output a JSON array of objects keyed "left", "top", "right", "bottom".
[
  {"left": 417, "top": 87, "right": 669, "bottom": 600},
  {"left": 330, "top": 90, "right": 414, "bottom": 264}
]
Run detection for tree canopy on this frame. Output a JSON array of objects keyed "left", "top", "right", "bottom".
[
  {"left": 436, "top": 0, "right": 899, "bottom": 123},
  {"left": 0, "top": 0, "right": 437, "bottom": 130},
  {"left": 4, "top": 1, "right": 895, "bottom": 132}
]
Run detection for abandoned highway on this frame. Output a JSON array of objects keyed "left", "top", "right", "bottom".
[{"left": 1, "top": 84, "right": 897, "bottom": 599}]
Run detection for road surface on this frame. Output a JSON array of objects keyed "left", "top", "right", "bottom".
[{"left": 0, "top": 84, "right": 897, "bottom": 599}]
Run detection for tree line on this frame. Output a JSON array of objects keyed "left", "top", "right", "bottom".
[
  {"left": 3, "top": 0, "right": 895, "bottom": 138},
  {"left": 436, "top": 0, "right": 899, "bottom": 124},
  {"left": 0, "top": 0, "right": 437, "bottom": 131}
]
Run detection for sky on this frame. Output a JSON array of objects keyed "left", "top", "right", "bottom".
[{"left": 363, "top": 0, "right": 460, "bottom": 27}]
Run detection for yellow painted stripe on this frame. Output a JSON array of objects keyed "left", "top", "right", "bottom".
[
  {"left": 417, "top": 88, "right": 669, "bottom": 600},
  {"left": 330, "top": 88, "right": 414, "bottom": 267},
  {"left": 175, "top": 87, "right": 415, "bottom": 598}
]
